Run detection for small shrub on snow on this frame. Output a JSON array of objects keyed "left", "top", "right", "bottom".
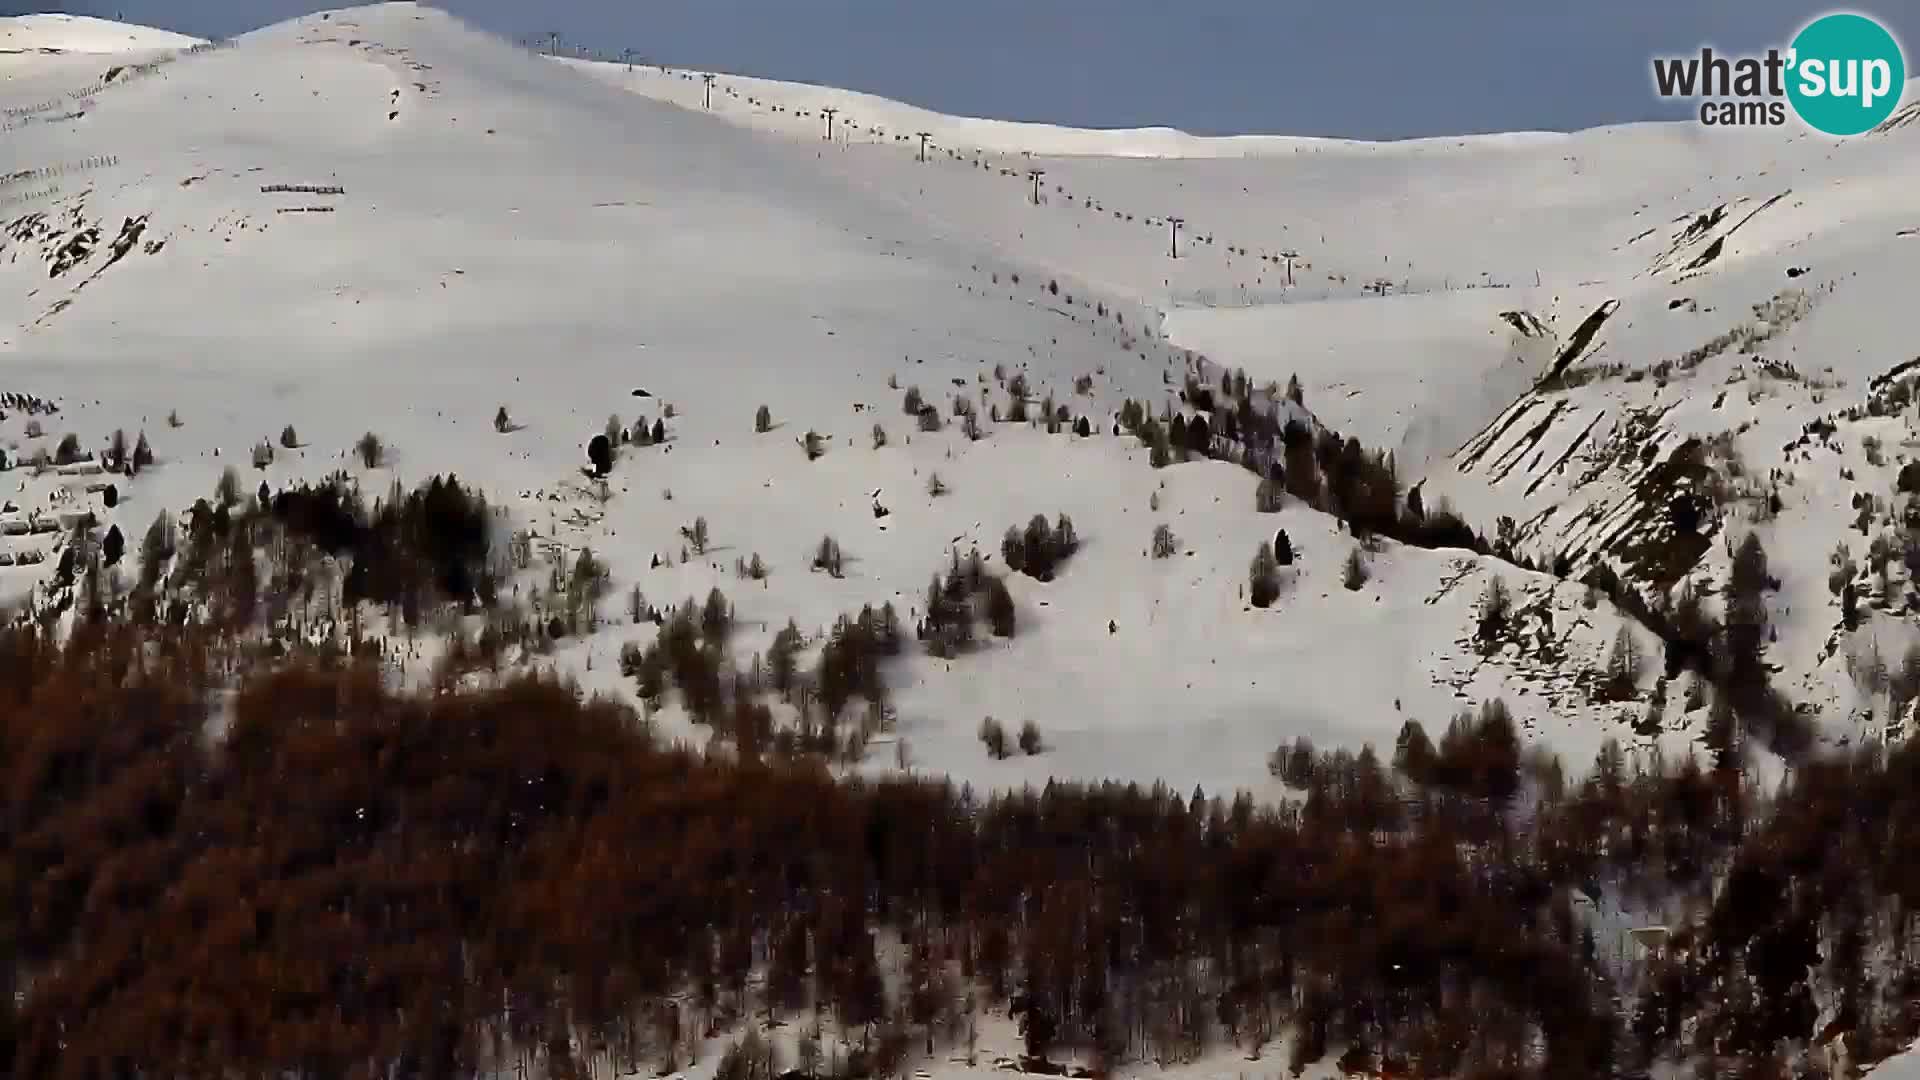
[
  {"left": 1152, "top": 523, "right": 1177, "bottom": 559},
  {"left": 979, "top": 716, "right": 1010, "bottom": 759},
  {"left": 813, "top": 535, "right": 844, "bottom": 577},
  {"left": 1018, "top": 718, "right": 1044, "bottom": 755}
]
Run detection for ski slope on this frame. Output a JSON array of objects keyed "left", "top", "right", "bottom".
[
  {"left": 6, "top": 3, "right": 1918, "bottom": 797},
  {"left": 586, "top": 52, "right": 1920, "bottom": 746}
]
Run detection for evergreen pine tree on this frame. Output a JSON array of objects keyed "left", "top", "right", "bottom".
[{"left": 1250, "top": 542, "right": 1281, "bottom": 608}]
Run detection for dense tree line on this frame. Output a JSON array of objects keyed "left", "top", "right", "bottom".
[
  {"left": 18, "top": 604, "right": 1920, "bottom": 1078},
  {"left": 269, "top": 474, "right": 497, "bottom": 612},
  {"left": 1116, "top": 385, "right": 1484, "bottom": 556},
  {"left": 4, "top": 617, "right": 1621, "bottom": 1080}
]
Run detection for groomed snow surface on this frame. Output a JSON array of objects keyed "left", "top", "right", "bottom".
[{"left": 5, "top": 4, "right": 1920, "bottom": 806}]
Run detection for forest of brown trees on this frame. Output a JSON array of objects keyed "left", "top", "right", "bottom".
[
  {"left": 7, "top": 457, "right": 1920, "bottom": 1079},
  {"left": 10, "top": 602, "right": 1920, "bottom": 1078}
]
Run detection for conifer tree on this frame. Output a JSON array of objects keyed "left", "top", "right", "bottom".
[
  {"left": 986, "top": 577, "right": 1016, "bottom": 637},
  {"left": 1250, "top": 542, "right": 1281, "bottom": 608},
  {"left": 1152, "top": 524, "right": 1177, "bottom": 559}
]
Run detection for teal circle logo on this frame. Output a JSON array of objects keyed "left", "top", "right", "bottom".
[{"left": 1787, "top": 12, "right": 1906, "bottom": 135}]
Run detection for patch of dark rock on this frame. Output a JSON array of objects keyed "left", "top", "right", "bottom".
[
  {"left": 1548, "top": 298, "right": 1620, "bottom": 377},
  {"left": 1679, "top": 236, "right": 1724, "bottom": 273}
]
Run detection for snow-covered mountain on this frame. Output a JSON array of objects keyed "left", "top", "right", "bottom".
[
  {"left": 1, "top": 13, "right": 204, "bottom": 56},
  {"left": 5, "top": 2, "right": 1919, "bottom": 798}
]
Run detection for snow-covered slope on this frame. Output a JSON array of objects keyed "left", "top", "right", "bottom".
[
  {"left": 581, "top": 54, "right": 1920, "bottom": 747},
  {"left": 582, "top": 58, "right": 1920, "bottom": 461},
  {"left": 0, "top": 13, "right": 204, "bottom": 56},
  {"left": 562, "top": 55, "right": 1583, "bottom": 160},
  {"left": 11, "top": 4, "right": 1918, "bottom": 797}
]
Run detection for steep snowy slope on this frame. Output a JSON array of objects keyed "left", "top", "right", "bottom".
[{"left": 0, "top": 5, "right": 1788, "bottom": 795}]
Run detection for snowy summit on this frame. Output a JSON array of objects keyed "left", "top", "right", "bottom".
[{"left": 0, "top": 12, "right": 204, "bottom": 56}]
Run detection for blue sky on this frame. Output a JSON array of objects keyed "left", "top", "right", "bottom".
[{"left": 26, "top": 0, "right": 1920, "bottom": 138}]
